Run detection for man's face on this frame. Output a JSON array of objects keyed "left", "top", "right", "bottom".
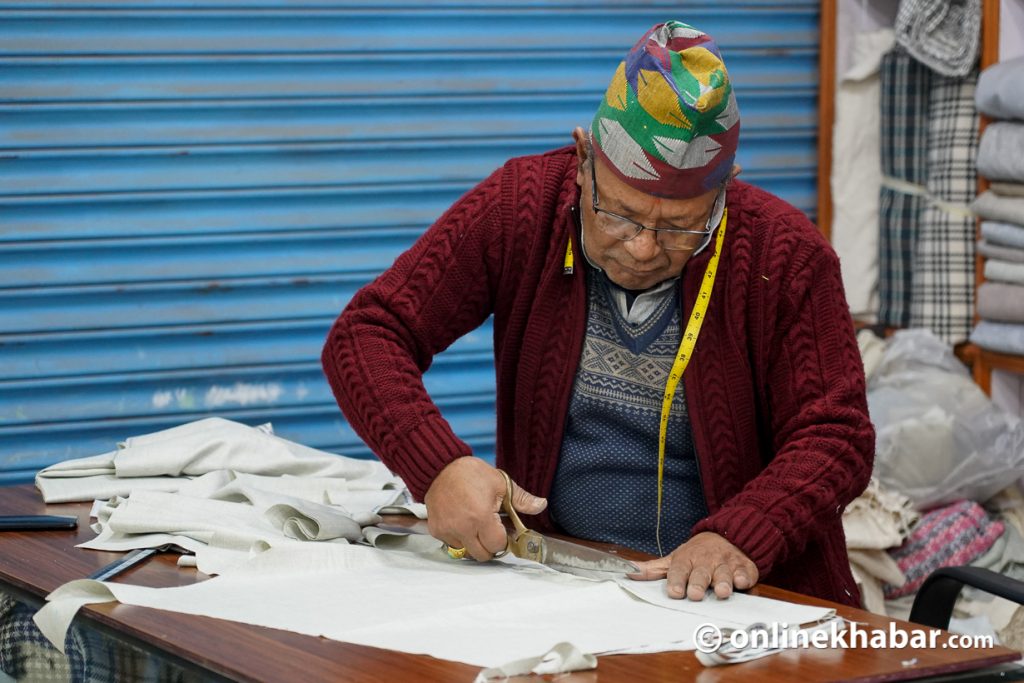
[{"left": 575, "top": 152, "right": 721, "bottom": 291}]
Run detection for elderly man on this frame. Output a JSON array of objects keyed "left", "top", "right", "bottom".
[{"left": 322, "top": 21, "right": 874, "bottom": 606}]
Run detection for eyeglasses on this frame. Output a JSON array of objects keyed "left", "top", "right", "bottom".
[{"left": 589, "top": 160, "right": 724, "bottom": 252}]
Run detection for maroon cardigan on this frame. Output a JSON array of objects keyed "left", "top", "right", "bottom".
[{"left": 322, "top": 147, "right": 874, "bottom": 606}]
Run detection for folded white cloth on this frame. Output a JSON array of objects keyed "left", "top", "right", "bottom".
[
  {"left": 978, "top": 239, "right": 1024, "bottom": 263},
  {"left": 975, "top": 56, "right": 1024, "bottom": 120},
  {"left": 973, "top": 192, "right": 1024, "bottom": 226},
  {"left": 981, "top": 221, "right": 1024, "bottom": 249},
  {"left": 843, "top": 478, "right": 920, "bottom": 551},
  {"left": 991, "top": 181, "right": 1024, "bottom": 198},
  {"left": 36, "top": 417, "right": 401, "bottom": 503},
  {"left": 978, "top": 122, "right": 1024, "bottom": 183},
  {"left": 984, "top": 259, "right": 1024, "bottom": 286},
  {"left": 970, "top": 320, "right": 1024, "bottom": 355}
]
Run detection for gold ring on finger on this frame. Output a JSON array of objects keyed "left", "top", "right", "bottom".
[{"left": 445, "top": 544, "right": 467, "bottom": 560}]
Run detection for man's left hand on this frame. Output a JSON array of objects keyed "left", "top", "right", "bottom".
[{"left": 628, "top": 532, "right": 759, "bottom": 600}]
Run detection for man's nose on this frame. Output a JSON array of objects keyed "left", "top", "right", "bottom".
[{"left": 622, "top": 227, "right": 661, "bottom": 261}]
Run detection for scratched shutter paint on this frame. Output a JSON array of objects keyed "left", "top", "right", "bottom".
[{"left": 0, "top": 2, "right": 820, "bottom": 484}]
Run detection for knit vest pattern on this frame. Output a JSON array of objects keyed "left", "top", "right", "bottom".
[{"left": 549, "top": 274, "right": 708, "bottom": 556}]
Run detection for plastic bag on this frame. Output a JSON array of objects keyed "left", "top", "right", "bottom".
[{"left": 867, "top": 329, "right": 1024, "bottom": 509}]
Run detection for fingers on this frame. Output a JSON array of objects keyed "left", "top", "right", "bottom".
[
  {"left": 510, "top": 481, "right": 548, "bottom": 515},
  {"left": 626, "top": 556, "right": 671, "bottom": 580},
  {"left": 658, "top": 532, "right": 760, "bottom": 601},
  {"left": 666, "top": 556, "right": 694, "bottom": 599}
]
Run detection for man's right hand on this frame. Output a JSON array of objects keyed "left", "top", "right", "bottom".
[{"left": 423, "top": 456, "right": 547, "bottom": 561}]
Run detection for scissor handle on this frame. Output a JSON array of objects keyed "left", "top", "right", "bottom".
[
  {"left": 497, "top": 469, "right": 528, "bottom": 537},
  {"left": 496, "top": 469, "right": 544, "bottom": 562}
]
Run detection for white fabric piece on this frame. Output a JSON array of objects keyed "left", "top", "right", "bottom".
[
  {"left": 842, "top": 477, "right": 919, "bottom": 550},
  {"left": 80, "top": 486, "right": 368, "bottom": 567},
  {"left": 858, "top": 329, "right": 888, "bottom": 383},
  {"left": 985, "top": 259, "right": 1024, "bottom": 286},
  {"left": 34, "top": 543, "right": 833, "bottom": 666},
  {"left": 831, "top": 29, "right": 894, "bottom": 321},
  {"left": 849, "top": 549, "right": 907, "bottom": 615},
  {"left": 36, "top": 417, "right": 401, "bottom": 503},
  {"left": 474, "top": 642, "right": 597, "bottom": 682}
]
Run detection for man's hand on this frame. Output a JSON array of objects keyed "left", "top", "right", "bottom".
[
  {"left": 423, "top": 456, "right": 547, "bottom": 562},
  {"left": 628, "top": 532, "right": 758, "bottom": 600}
]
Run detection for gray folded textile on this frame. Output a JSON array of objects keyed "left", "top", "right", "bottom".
[
  {"left": 973, "top": 191, "right": 1024, "bottom": 225},
  {"left": 895, "top": 0, "right": 980, "bottom": 77},
  {"left": 978, "top": 282, "right": 1024, "bottom": 323},
  {"left": 970, "top": 320, "right": 1024, "bottom": 355},
  {"left": 984, "top": 259, "right": 1024, "bottom": 286},
  {"left": 978, "top": 239, "right": 1024, "bottom": 263},
  {"left": 991, "top": 181, "right": 1024, "bottom": 198},
  {"left": 981, "top": 221, "right": 1024, "bottom": 249},
  {"left": 978, "top": 123, "right": 1024, "bottom": 183},
  {"left": 976, "top": 56, "right": 1024, "bottom": 120}
]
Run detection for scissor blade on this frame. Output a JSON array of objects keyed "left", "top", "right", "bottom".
[{"left": 540, "top": 536, "right": 640, "bottom": 575}]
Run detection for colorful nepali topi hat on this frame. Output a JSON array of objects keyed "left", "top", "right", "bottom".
[{"left": 591, "top": 20, "right": 740, "bottom": 199}]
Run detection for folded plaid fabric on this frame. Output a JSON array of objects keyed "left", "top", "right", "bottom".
[
  {"left": 909, "top": 69, "right": 979, "bottom": 343},
  {"left": 878, "top": 48, "right": 932, "bottom": 328},
  {"left": 895, "top": 0, "right": 981, "bottom": 77},
  {"left": 884, "top": 500, "right": 1004, "bottom": 599}
]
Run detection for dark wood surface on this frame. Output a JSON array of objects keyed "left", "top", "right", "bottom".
[{"left": 0, "top": 484, "right": 1019, "bottom": 682}]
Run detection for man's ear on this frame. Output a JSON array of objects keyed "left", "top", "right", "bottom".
[
  {"left": 572, "top": 127, "right": 588, "bottom": 187},
  {"left": 729, "top": 163, "right": 742, "bottom": 181}
]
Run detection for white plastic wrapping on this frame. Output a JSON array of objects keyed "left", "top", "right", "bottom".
[{"left": 868, "top": 329, "right": 1024, "bottom": 509}]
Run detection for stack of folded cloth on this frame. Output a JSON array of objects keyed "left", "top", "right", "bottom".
[{"left": 969, "top": 56, "right": 1024, "bottom": 354}]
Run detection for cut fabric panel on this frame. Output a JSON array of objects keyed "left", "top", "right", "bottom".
[
  {"left": 894, "top": 0, "right": 981, "bottom": 77},
  {"left": 970, "top": 320, "right": 1024, "bottom": 355},
  {"left": 975, "top": 55, "right": 1024, "bottom": 120},
  {"left": 977, "top": 122, "right": 1024, "bottom": 183},
  {"left": 977, "top": 282, "right": 1024, "bottom": 323},
  {"left": 878, "top": 48, "right": 932, "bottom": 328},
  {"left": 831, "top": 29, "right": 894, "bottom": 321},
  {"left": 884, "top": 500, "right": 1004, "bottom": 599},
  {"left": 32, "top": 543, "right": 835, "bottom": 668},
  {"left": 909, "top": 69, "right": 979, "bottom": 344}
]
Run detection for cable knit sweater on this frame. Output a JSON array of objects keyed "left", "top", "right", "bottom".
[{"left": 322, "top": 146, "right": 875, "bottom": 606}]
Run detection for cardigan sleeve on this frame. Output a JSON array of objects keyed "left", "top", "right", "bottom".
[
  {"left": 321, "top": 167, "right": 507, "bottom": 501},
  {"left": 691, "top": 237, "right": 875, "bottom": 576}
]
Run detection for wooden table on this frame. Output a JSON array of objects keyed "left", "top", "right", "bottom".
[{"left": 0, "top": 484, "right": 1019, "bottom": 682}]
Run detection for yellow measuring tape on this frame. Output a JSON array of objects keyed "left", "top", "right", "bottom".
[
  {"left": 562, "top": 209, "right": 728, "bottom": 556},
  {"left": 655, "top": 208, "right": 727, "bottom": 556}
]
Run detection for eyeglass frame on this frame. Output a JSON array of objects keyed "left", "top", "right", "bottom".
[{"left": 588, "top": 157, "right": 726, "bottom": 252}]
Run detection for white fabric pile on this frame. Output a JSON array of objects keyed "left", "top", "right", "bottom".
[{"left": 31, "top": 416, "right": 838, "bottom": 674}]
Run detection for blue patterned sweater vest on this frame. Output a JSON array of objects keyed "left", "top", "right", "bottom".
[{"left": 549, "top": 273, "right": 708, "bottom": 556}]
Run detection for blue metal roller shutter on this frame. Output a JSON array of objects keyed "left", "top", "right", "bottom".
[{"left": 0, "top": 1, "right": 820, "bottom": 484}]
